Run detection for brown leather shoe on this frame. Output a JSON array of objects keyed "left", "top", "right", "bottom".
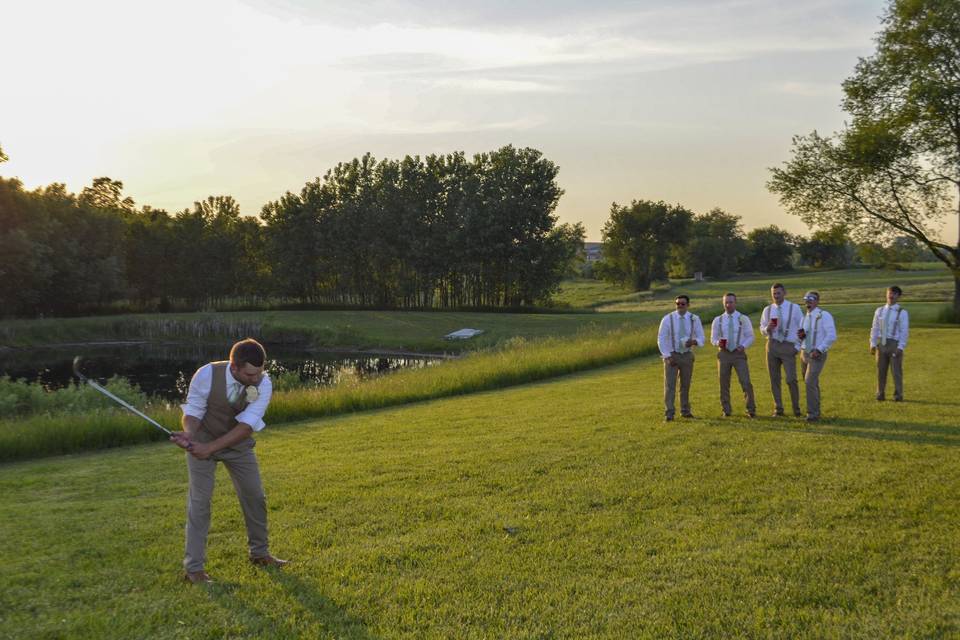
[
  {"left": 183, "top": 570, "right": 213, "bottom": 584},
  {"left": 250, "top": 554, "right": 290, "bottom": 568}
]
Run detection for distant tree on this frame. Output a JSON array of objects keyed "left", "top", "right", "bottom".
[
  {"left": 856, "top": 241, "right": 892, "bottom": 268},
  {"left": 123, "top": 206, "right": 177, "bottom": 303},
  {"left": 598, "top": 200, "right": 693, "bottom": 290},
  {"left": 889, "top": 235, "right": 936, "bottom": 263},
  {"left": 260, "top": 146, "right": 568, "bottom": 309},
  {"left": 79, "top": 177, "right": 135, "bottom": 213},
  {"left": 768, "top": 0, "right": 960, "bottom": 316},
  {"left": 0, "top": 144, "right": 8, "bottom": 163},
  {"left": 743, "top": 225, "right": 795, "bottom": 272},
  {"left": 796, "top": 225, "right": 855, "bottom": 269},
  {"left": 670, "top": 207, "right": 747, "bottom": 278}
]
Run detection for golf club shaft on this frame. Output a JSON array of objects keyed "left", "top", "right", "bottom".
[{"left": 82, "top": 378, "right": 173, "bottom": 436}]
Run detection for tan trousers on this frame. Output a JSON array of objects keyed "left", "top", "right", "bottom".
[
  {"left": 184, "top": 446, "right": 269, "bottom": 572},
  {"left": 876, "top": 343, "right": 904, "bottom": 400},
  {"left": 717, "top": 350, "right": 756, "bottom": 415},
  {"left": 663, "top": 351, "right": 695, "bottom": 418},
  {"left": 766, "top": 339, "right": 801, "bottom": 415},
  {"left": 800, "top": 351, "right": 829, "bottom": 419}
]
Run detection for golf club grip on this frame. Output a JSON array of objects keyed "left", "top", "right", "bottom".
[{"left": 86, "top": 379, "right": 172, "bottom": 435}]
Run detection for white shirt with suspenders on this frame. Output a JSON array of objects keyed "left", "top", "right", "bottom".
[
  {"left": 710, "top": 311, "right": 755, "bottom": 351},
  {"left": 870, "top": 303, "right": 909, "bottom": 350},
  {"left": 658, "top": 310, "right": 706, "bottom": 358},
  {"left": 760, "top": 300, "right": 803, "bottom": 349}
]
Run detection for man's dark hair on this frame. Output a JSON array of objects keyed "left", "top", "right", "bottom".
[
  {"left": 675, "top": 294, "right": 690, "bottom": 303},
  {"left": 724, "top": 292, "right": 737, "bottom": 300},
  {"left": 771, "top": 283, "right": 785, "bottom": 291},
  {"left": 230, "top": 338, "right": 266, "bottom": 367},
  {"left": 888, "top": 285, "right": 903, "bottom": 296}
]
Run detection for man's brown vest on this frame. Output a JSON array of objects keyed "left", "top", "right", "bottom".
[{"left": 197, "top": 361, "right": 255, "bottom": 450}]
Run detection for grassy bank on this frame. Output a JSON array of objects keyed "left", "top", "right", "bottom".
[
  {"left": 1, "top": 327, "right": 957, "bottom": 638},
  {"left": 558, "top": 265, "right": 954, "bottom": 312},
  {"left": 0, "top": 309, "right": 656, "bottom": 352},
  {"left": 0, "top": 326, "right": 660, "bottom": 462}
]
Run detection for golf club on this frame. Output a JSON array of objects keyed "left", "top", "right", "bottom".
[{"left": 73, "top": 356, "right": 173, "bottom": 436}]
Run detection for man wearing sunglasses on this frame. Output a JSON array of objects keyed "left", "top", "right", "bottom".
[{"left": 657, "top": 295, "right": 706, "bottom": 421}]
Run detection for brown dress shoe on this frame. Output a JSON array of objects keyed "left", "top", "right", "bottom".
[
  {"left": 250, "top": 554, "right": 290, "bottom": 568},
  {"left": 183, "top": 570, "right": 213, "bottom": 584}
]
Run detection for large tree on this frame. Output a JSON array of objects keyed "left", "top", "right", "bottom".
[
  {"left": 670, "top": 207, "right": 747, "bottom": 278},
  {"left": 768, "top": 0, "right": 960, "bottom": 315},
  {"left": 743, "top": 225, "right": 795, "bottom": 272},
  {"left": 598, "top": 200, "right": 693, "bottom": 290}
]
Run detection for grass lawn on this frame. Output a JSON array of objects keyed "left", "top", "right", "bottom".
[
  {"left": 558, "top": 266, "right": 954, "bottom": 314},
  {"left": 2, "top": 326, "right": 958, "bottom": 638}
]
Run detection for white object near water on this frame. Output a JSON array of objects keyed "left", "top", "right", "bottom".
[{"left": 445, "top": 328, "right": 484, "bottom": 340}]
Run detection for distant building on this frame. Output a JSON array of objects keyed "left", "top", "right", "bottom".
[{"left": 583, "top": 242, "right": 603, "bottom": 263}]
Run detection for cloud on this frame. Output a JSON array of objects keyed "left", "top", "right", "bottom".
[{"left": 772, "top": 81, "right": 841, "bottom": 97}]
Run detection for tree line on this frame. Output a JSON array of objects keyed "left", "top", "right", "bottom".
[
  {"left": 0, "top": 146, "right": 583, "bottom": 317},
  {"left": 594, "top": 200, "right": 936, "bottom": 291}
]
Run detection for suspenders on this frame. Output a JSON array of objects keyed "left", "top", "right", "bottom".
[{"left": 768, "top": 303, "right": 794, "bottom": 341}]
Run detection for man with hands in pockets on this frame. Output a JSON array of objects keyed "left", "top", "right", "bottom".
[{"left": 870, "top": 285, "right": 909, "bottom": 402}]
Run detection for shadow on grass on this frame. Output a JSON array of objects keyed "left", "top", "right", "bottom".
[
  {"left": 207, "top": 569, "right": 380, "bottom": 639},
  {"left": 733, "top": 415, "right": 960, "bottom": 447}
]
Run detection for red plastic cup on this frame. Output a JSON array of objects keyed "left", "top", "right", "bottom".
[
  {"left": 769, "top": 317, "right": 778, "bottom": 329},
  {"left": 719, "top": 338, "right": 728, "bottom": 350},
  {"left": 797, "top": 329, "right": 806, "bottom": 340}
]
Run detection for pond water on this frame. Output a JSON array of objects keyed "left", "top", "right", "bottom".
[{"left": 0, "top": 342, "right": 440, "bottom": 401}]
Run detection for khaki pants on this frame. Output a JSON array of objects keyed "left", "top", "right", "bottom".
[
  {"left": 184, "top": 446, "right": 269, "bottom": 572},
  {"left": 717, "top": 350, "right": 756, "bottom": 415},
  {"left": 664, "top": 351, "right": 695, "bottom": 418},
  {"left": 875, "top": 343, "right": 903, "bottom": 400},
  {"left": 766, "top": 339, "right": 801, "bottom": 415},
  {"left": 800, "top": 351, "right": 829, "bottom": 419}
]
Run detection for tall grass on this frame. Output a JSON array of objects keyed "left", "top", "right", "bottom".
[
  {"left": 0, "top": 375, "right": 150, "bottom": 416},
  {"left": 0, "top": 315, "right": 264, "bottom": 347},
  {"left": 0, "top": 326, "right": 658, "bottom": 462}
]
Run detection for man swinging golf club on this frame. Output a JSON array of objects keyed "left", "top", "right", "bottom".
[{"left": 170, "top": 338, "right": 289, "bottom": 584}]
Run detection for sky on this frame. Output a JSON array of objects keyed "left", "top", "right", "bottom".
[{"left": 1, "top": 0, "right": 888, "bottom": 240}]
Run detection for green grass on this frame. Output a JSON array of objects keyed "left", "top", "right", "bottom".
[
  {"left": 1, "top": 327, "right": 958, "bottom": 638},
  {"left": 556, "top": 266, "right": 954, "bottom": 313}
]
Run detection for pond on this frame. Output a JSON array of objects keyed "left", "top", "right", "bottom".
[{"left": 0, "top": 342, "right": 442, "bottom": 401}]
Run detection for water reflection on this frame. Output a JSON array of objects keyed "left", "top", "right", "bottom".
[{"left": 0, "top": 343, "right": 438, "bottom": 401}]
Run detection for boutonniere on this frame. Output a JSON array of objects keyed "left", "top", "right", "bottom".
[{"left": 245, "top": 386, "right": 260, "bottom": 403}]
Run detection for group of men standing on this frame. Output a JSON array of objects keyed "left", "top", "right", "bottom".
[{"left": 657, "top": 284, "right": 909, "bottom": 423}]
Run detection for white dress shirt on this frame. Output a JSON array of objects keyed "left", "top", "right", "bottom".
[
  {"left": 760, "top": 300, "right": 803, "bottom": 349},
  {"left": 800, "top": 308, "right": 837, "bottom": 353},
  {"left": 657, "top": 310, "right": 706, "bottom": 358},
  {"left": 870, "top": 304, "right": 909, "bottom": 350},
  {"left": 181, "top": 363, "right": 273, "bottom": 432},
  {"left": 710, "top": 311, "right": 755, "bottom": 350}
]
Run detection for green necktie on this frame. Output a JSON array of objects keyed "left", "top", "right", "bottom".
[
  {"left": 678, "top": 315, "right": 687, "bottom": 352},
  {"left": 228, "top": 382, "right": 241, "bottom": 403},
  {"left": 727, "top": 314, "right": 735, "bottom": 351},
  {"left": 804, "top": 315, "right": 813, "bottom": 351}
]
